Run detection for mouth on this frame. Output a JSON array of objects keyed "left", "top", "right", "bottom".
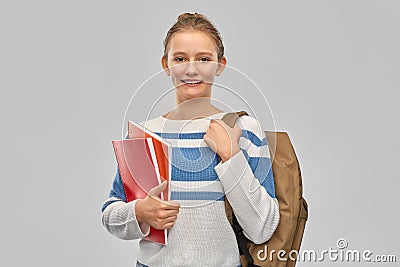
[{"left": 181, "top": 79, "right": 203, "bottom": 87}]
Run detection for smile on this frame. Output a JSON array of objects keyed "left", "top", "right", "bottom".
[{"left": 181, "top": 80, "right": 203, "bottom": 87}]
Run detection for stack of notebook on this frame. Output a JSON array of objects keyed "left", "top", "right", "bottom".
[{"left": 112, "top": 121, "right": 172, "bottom": 245}]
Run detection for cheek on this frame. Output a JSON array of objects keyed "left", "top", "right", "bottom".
[
  {"left": 169, "top": 65, "right": 186, "bottom": 83},
  {"left": 198, "top": 64, "right": 219, "bottom": 83}
]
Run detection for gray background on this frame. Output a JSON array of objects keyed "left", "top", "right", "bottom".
[{"left": 1, "top": 0, "right": 399, "bottom": 266}]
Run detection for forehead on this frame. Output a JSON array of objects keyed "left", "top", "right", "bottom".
[{"left": 167, "top": 30, "right": 218, "bottom": 55}]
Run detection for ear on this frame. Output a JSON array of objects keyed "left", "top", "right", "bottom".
[
  {"left": 161, "top": 56, "right": 170, "bottom": 76},
  {"left": 215, "top": 56, "right": 227, "bottom": 76}
]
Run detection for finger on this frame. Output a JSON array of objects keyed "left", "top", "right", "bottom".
[
  {"left": 164, "top": 209, "right": 180, "bottom": 218},
  {"left": 161, "top": 221, "right": 176, "bottom": 229},
  {"left": 168, "top": 200, "right": 181, "bottom": 206},
  {"left": 210, "top": 119, "right": 222, "bottom": 127},
  {"left": 161, "top": 216, "right": 178, "bottom": 228},
  {"left": 164, "top": 200, "right": 181, "bottom": 209},
  {"left": 165, "top": 215, "right": 178, "bottom": 223},
  {"left": 158, "top": 211, "right": 178, "bottom": 220},
  {"left": 213, "top": 119, "right": 228, "bottom": 127},
  {"left": 203, "top": 137, "right": 216, "bottom": 150},
  {"left": 149, "top": 181, "right": 168, "bottom": 197}
]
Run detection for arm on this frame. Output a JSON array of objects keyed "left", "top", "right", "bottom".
[
  {"left": 101, "top": 168, "right": 151, "bottom": 240},
  {"left": 214, "top": 116, "right": 280, "bottom": 244}
]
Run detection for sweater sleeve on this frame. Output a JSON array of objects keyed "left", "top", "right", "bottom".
[
  {"left": 101, "top": 144, "right": 151, "bottom": 240},
  {"left": 101, "top": 198, "right": 150, "bottom": 240},
  {"left": 214, "top": 116, "right": 280, "bottom": 244}
]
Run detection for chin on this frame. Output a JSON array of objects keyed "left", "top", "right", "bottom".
[{"left": 177, "top": 85, "right": 211, "bottom": 98}]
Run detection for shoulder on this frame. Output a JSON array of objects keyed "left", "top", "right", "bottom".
[
  {"left": 235, "top": 114, "right": 266, "bottom": 142},
  {"left": 137, "top": 116, "right": 166, "bottom": 132}
]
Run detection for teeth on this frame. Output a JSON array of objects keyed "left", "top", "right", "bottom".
[{"left": 184, "top": 80, "right": 201, "bottom": 84}]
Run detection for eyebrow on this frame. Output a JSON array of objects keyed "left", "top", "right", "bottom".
[{"left": 172, "top": 51, "right": 215, "bottom": 57}]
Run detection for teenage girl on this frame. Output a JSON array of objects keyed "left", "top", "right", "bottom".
[{"left": 101, "top": 12, "right": 280, "bottom": 267}]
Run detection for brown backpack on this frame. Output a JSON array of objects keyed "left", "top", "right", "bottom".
[{"left": 221, "top": 111, "right": 308, "bottom": 267}]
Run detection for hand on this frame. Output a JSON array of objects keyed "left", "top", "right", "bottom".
[
  {"left": 135, "top": 181, "right": 180, "bottom": 230},
  {"left": 203, "top": 119, "right": 242, "bottom": 162}
]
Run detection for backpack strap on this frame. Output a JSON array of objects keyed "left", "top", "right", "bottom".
[
  {"left": 220, "top": 111, "right": 260, "bottom": 267},
  {"left": 220, "top": 110, "right": 249, "bottom": 128},
  {"left": 232, "top": 209, "right": 259, "bottom": 267}
]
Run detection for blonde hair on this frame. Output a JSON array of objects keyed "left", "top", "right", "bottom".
[{"left": 163, "top": 12, "right": 225, "bottom": 61}]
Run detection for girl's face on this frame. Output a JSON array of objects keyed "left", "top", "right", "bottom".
[{"left": 161, "top": 30, "right": 226, "bottom": 102}]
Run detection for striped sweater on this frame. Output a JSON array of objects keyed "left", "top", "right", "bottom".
[{"left": 101, "top": 112, "right": 280, "bottom": 267}]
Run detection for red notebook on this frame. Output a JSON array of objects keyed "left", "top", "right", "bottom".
[
  {"left": 128, "top": 120, "right": 172, "bottom": 201},
  {"left": 112, "top": 137, "right": 168, "bottom": 245}
]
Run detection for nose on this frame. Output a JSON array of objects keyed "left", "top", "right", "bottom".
[{"left": 184, "top": 61, "right": 199, "bottom": 76}]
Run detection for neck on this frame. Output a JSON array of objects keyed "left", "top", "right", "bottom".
[{"left": 167, "top": 97, "right": 223, "bottom": 120}]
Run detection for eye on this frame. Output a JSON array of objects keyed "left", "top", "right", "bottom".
[
  {"left": 174, "top": 57, "right": 185, "bottom": 62},
  {"left": 198, "top": 57, "right": 210, "bottom": 62}
]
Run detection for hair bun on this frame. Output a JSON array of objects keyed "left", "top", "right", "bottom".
[{"left": 177, "top": 12, "right": 205, "bottom": 21}]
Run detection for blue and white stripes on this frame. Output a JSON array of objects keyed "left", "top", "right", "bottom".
[
  {"left": 138, "top": 113, "right": 276, "bottom": 204},
  {"left": 101, "top": 112, "right": 280, "bottom": 267}
]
